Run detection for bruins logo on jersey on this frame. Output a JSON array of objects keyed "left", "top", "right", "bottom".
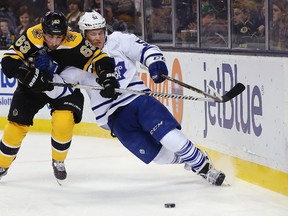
[
  {"left": 66, "top": 32, "right": 77, "bottom": 42},
  {"left": 32, "top": 28, "right": 43, "bottom": 39}
]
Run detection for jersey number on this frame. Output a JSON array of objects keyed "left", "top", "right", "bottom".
[
  {"left": 80, "top": 40, "right": 96, "bottom": 57},
  {"left": 15, "top": 35, "right": 31, "bottom": 54}
]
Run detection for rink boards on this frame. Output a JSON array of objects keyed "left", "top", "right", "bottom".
[{"left": 0, "top": 50, "right": 287, "bottom": 196}]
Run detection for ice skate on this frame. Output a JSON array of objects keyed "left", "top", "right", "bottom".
[
  {"left": 0, "top": 167, "right": 8, "bottom": 180},
  {"left": 185, "top": 152, "right": 226, "bottom": 186},
  {"left": 197, "top": 162, "right": 226, "bottom": 186},
  {"left": 52, "top": 159, "right": 67, "bottom": 185}
]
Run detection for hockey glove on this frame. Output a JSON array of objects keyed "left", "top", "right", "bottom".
[
  {"left": 20, "top": 65, "right": 54, "bottom": 92},
  {"left": 98, "top": 70, "right": 120, "bottom": 100},
  {"left": 35, "top": 54, "right": 58, "bottom": 78},
  {"left": 148, "top": 57, "right": 168, "bottom": 83}
]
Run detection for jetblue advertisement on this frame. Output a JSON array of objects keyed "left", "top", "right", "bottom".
[{"left": 163, "top": 52, "right": 288, "bottom": 173}]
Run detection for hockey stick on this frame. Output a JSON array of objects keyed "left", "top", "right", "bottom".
[
  {"left": 160, "top": 74, "right": 245, "bottom": 103},
  {"left": 51, "top": 82, "right": 238, "bottom": 102}
]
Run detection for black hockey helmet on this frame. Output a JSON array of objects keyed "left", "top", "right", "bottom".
[{"left": 42, "top": 12, "right": 68, "bottom": 35}]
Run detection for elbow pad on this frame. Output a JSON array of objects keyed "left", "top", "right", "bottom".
[
  {"left": 1, "top": 57, "right": 30, "bottom": 81},
  {"left": 95, "top": 56, "right": 115, "bottom": 76}
]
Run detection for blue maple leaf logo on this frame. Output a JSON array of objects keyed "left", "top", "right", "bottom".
[{"left": 114, "top": 61, "right": 126, "bottom": 81}]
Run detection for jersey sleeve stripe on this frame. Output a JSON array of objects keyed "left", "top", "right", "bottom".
[
  {"left": 3, "top": 53, "right": 24, "bottom": 61},
  {"left": 4, "top": 49, "right": 25, "bottom": 60},
  {"left": 83, "top": 51, "right": 108, "bottom": 71}
]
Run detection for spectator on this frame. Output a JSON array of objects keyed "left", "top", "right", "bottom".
[
  {"left": 270, "top": 0, "right": 288, "bottom": 50},
  {"left": 115, "top": 0, "right": 135, "bottom": 32},
  {"left": 15, "top": 6, "right": 33, "bottom": 38},
  {"left": 47, "top": 0, "right": 53, "bottom": 12},
  {"left": 104, "top": 1, "right": 127, "bottom": 34},
  {"left": 0, "top": 18, "right": 15, "bottom": 49},
  {"left": 39, "top": 0, "right": 68, "bottom": 14},
  {"left": 256, "top": 0, "right": 266, "bottom": 37},
  {"left": 175, "top": 0, "right": 197, "bottom": 45},
  {"left": 232, "top": 1, "right": 263, "bottom": 49},
  {"left": 147, "top": 0, "right": 173, "bottom": 42},
  {"left": 46, "top": 0, "right": 68, "bottom": 13},
  {"left": 86, "top": 0, "right": 101, "bottom": 13},
  {"left": 176, "top": 0, "right": 197, "bottom": 32},
  {"left": 104, "top": 1, "right": 117, "bottom": 26},
  {"left": 66, "top": 0, "right": 84, "bottom": 32},
  {"left": 31, "top": 0, "right": 54, "bottom": 25},
  {"left": 201, "top": 4, "right": 228, "bottom": 47},
  {"left": 25, "top": 0, "right": 50, "bottom": 20},
  {"left": 0, "top": 0, "right": 18, "bottom": 35}
]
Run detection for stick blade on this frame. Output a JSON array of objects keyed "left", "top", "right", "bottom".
[{"left": 222, "top": 83, "right": 245, "bottom": 102}]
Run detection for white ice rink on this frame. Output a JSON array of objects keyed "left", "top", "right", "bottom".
[{"left": 0, "top": 132, "right": 287, "bottom": 216}]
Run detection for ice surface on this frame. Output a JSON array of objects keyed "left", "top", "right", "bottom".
[{"left": 0, "top": 132, "right": 287, "bottom": 216}]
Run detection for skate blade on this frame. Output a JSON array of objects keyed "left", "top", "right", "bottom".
[
  {"left": 55, "top": 178, "right": 64, "bottom": 186},
  {"left": 0, "top": 172, "right": 8, "bottom": 180},
  {"left": 221, "top": 179, "right": 231, "bottom": 187}
]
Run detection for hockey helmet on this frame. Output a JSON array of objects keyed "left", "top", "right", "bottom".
[
  {"left": 78, "top": 12, "right": 106, "bottom": 36},
  {"left": 42, "top": 12, "right": 68, "bottom": 35}
]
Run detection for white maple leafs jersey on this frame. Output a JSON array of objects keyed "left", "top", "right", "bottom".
[{"left": 50, "top": 31, "right": 165, "bottom": 129}]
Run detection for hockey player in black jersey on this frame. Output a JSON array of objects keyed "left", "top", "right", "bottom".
[{"left": 0, "top": 12, "right": 116, "bottom": 183}]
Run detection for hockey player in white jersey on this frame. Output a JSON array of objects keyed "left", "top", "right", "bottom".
[{"left": 41, "top": 11, "right": 226, "bottom": 185}]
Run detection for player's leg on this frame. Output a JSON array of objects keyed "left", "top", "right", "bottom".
[
  {"left": 108, "top": 96, "right": 182, "bottom": 165},
  {"left": 0, "top": 122, "right": 29, "bottom": 179},
  {"left": 49, "top": 89, "right": 84, "bottom": 180},
  {"left": 50, "top": 110, "right": 74, "bottom": 180},
  {"left": 152, "top": 146, "right": 178, "bottom": 165},
  {"left": 121, "top": 95, "right": 225, "bottom": 185},
  {"left": 0, "top": 86, "right": 47, "bottom": 179},
  {"left": 108, "top": 96, "right": 181, "bottom": 164},
  {"left": 108, "top": 101, "right": 162, "bottom": 164},
  {"left": 159, "top": 129, "right": 225, "bottom": 185}
]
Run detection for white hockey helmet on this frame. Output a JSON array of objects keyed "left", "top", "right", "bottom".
[{"left": 78, "top": 11, "right": 106, "bottom": 36}]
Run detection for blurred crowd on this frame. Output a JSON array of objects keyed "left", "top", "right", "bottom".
[
  {"left": 0, "top": 0, "right": 288, "bottom": 51},
  {"left": 176, "top": 0, "right": 288, "bottom": 50},
  {"left": 0, "top": 0, "right": 139, "bottom": 49},
  {"left": 231, "top": 0, "right": 288, "bottom": 50}
]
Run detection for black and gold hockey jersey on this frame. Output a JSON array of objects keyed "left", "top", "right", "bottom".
[{"left": 2, "top": 23, "right": 114, "bottom": 76}]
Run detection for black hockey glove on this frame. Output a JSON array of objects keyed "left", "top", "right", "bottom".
[
  {"left": 98, "top": 70, "right": 120, "bottom": 100},
  {"left": 19, "top": 65, "right": 54, "bottom": 92}
]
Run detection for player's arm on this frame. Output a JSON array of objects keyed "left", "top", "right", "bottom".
[
  {"left": 2, "top": 24, "right": 42, "bottom": 77},
  {"left": 2, "top": 42, "right": 35, "bottom": 80},
  {"left": 139, "top": 41, "right": 168, "bottom": 84},
  {"left": 46, "top": 66, "right": 99, "bottom": 99},
  {"left": 93, "top": 53, "right": 119, "bottom": 100},
  {"left": 2, "top": 56, "right": 54, "bottom": 92},
  {"left": 1, "top": 26, "right": 53, "bottom": 92},
  {"left": 43, "top": 54, "right": 118, "bottom": 99},
  {"left": 116, "top": 33, "right": 168, "bottom": 83},
  {"left": 1, "top": 56, "right": 29, "bottom": 81}
]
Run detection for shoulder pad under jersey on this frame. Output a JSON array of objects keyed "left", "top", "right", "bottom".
[
  {"left": 26, "top": 23, "right": 45, "bottom": 48},
  {"left": 60, "top": 31, "right": 83, "bottom": 49}
]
